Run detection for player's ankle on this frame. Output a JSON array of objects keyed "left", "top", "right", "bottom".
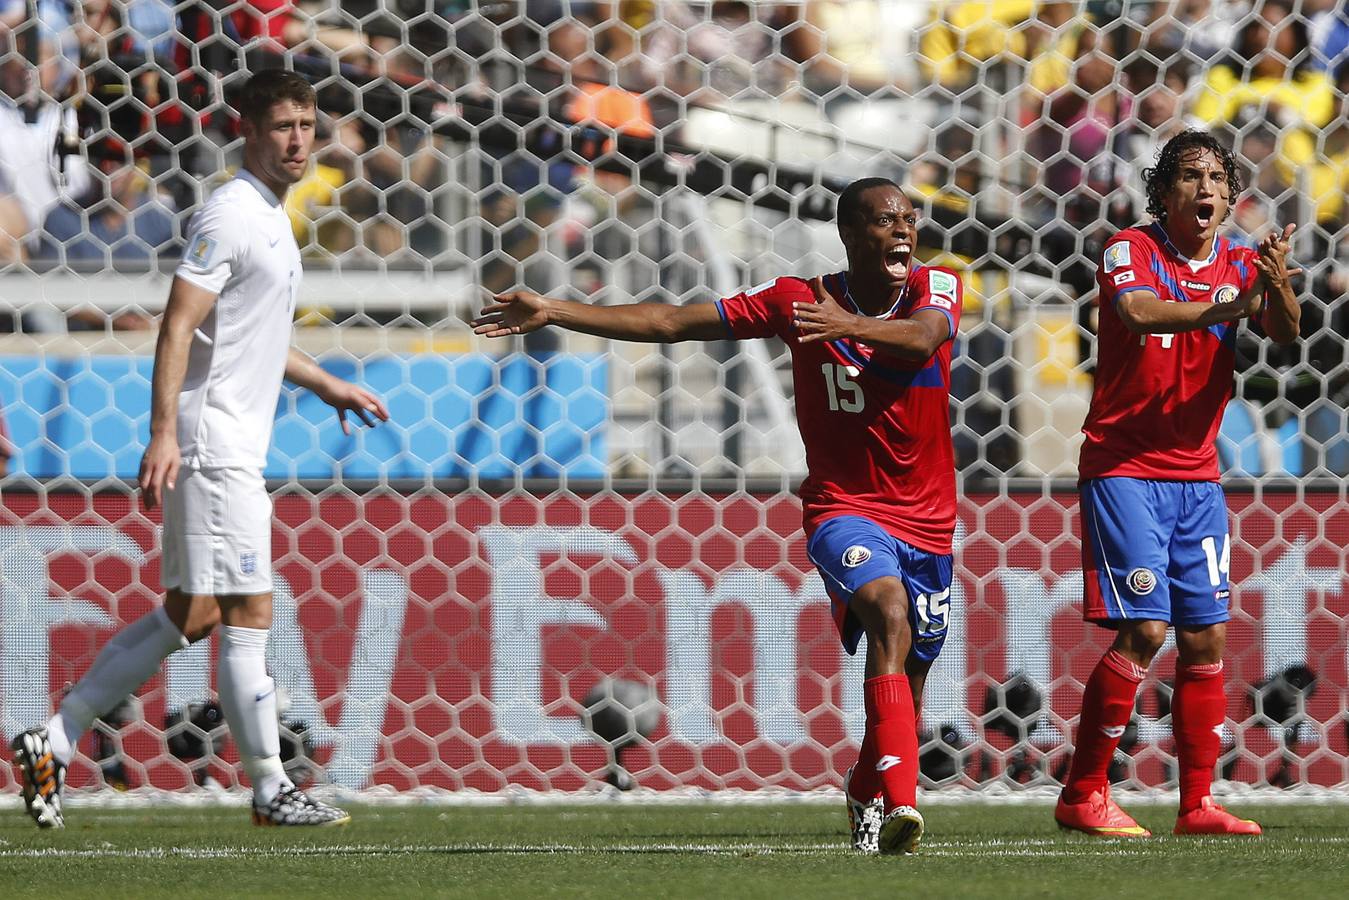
[
  {"left": 1060, "top": 782, "right": 1097, "bottom": 805},
  {"left": 1178, "top": 795, "right": 1210, "bottom": 816}
]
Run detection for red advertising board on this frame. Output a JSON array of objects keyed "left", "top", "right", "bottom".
[{"left": 1, "top": 488, "right": 1345, "bottom": 794}]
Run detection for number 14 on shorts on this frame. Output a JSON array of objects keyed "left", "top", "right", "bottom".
[{"left": 1201, "top": 535, "right": 1230, "bottom": 587}]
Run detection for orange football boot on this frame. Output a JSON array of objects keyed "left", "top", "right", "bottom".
[
  {"left": 1055, "top": 786, "right": 1151, "bottom": 838},
  {"left": 1174, "top": 797, "right": 1262, "bottom": 836}
]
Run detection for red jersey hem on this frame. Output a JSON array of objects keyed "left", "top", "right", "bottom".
[
  {"left": 1077, "top": 462, "right": 1221, "bottom": 483},
  {"left": 804, "top": 508, "right": 954, "bottom": 556}
]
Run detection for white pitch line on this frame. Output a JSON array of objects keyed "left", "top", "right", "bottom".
[
  {"left": 0, "top": 842, "right": 849, "bottom": 860},
  {"left": 3, "top": 835, "right": 1347, "bottom": 861}
]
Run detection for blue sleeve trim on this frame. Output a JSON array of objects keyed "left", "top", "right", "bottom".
[
  {"left": 1111, "top": 285, "right": 1159, "bottom": 306},
  {"left": 914, "top": 304, "right": 956, "bottom": 340},
  {"left": 714, "top": 299, "right": 736, "bottom": 339},
  {"left": 934, "top": 306, "right": 956, "bottom": 341}
]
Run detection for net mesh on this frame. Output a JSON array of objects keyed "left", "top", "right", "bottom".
[{"left": 0, "top": 1, "right": 1347, "bottom": 799}]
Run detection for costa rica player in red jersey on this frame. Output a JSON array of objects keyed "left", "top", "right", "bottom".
[
  {"left": 1057, "top": 131, "right": 1300, "bottom": 838},
  {"left": 474, "top": 178, "right": 961, "bottom": 855}
]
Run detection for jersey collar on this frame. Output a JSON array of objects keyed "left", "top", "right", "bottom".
[
  {"left": 238, "top": 167, "right": 285, "bottom": 208},
  {"left": 1150, "top": 222, "right": 1219, "bottom": 267},
  {"left": 837, "top": 271, "right": 913, "bottom": 320}
]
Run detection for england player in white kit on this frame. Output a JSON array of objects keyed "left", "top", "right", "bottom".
[{"left": 12, "top": 70, "right": 388, "bottom": 828}]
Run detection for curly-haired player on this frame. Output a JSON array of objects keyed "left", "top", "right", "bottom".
[{"left": 1057, "top": 130, "right": 1300, "bottom": 837}]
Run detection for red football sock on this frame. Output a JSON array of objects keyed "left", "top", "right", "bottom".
[
  {"left": 848, "top": 689, "right": 882, "bottom": 802},
  {"left": 1173, "top": 661, "right": 1225, "bottom": 814},
  {"left": 865, "top": 674, "right": 919, "bottom": 811},
  {"left": 1063, "top": 649, "right": 1146, "bottom": 805}
]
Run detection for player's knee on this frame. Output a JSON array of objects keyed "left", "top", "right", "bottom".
[
  {"left": 1176, "top": 624, "right": 1225, "bottom": 664},
  {"left": 182, "top": 606, "right": 222, "bottom": 643},
  {"left": 853, "top": 579, "right": 912, "bottom": 643},
  {"left": 1116, "top": 620, "right": 1169, "bottom": 662}
]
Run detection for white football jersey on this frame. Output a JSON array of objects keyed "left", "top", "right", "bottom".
[{"left": 173, "top": 169, "right": 301, "bottom": 468}]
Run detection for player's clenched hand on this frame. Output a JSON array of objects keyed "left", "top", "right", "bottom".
[
  {"left": 138, "top": 435, "right": 180, "bottom": 511},
  {"left": 319, "top": 381, "right": 390, "bottom": 436},
  {"left": 792, "top": 276, "right": 858, "bottom": 344},
  {"left": 1255, "top": 223, "right": 1302, "bottom": 290},
  {"left": 473, "top": 291, "right": 551, "bottom": 337}
]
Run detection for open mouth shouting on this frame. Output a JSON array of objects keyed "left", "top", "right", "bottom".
[
  {"left": 1195, "top": 200, "right": 1216, "bottom": 231},
  {"left": 884, "top": 242, "right": 913, "bottom": 283}
]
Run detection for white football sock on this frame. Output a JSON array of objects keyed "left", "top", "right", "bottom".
[
  {"left": 217, "top": 625, "right": 291, "bottom": 804},
  {"left": 46, "top": 606, "right": 188, "bottom": 766}
]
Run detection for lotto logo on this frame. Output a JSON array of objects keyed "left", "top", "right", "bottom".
[
  {"left": 842, "top": 545, "right": 871, "bottom": 568},
  {"left": 743, "top": 278, "right": 778, "bottom": 298},
  {"left": 1102, "top": 725, "right": 1127, "bottom": 738},
  {"left": 875, "top": 755, "right": 903, "bottom": 772}
]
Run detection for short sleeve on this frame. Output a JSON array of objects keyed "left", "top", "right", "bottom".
[
  {"left": 715, "top": 277, "right": 803, "bottom": 340},
  {"left": 908, "top": 267, "right": 962, "bottom": 339},
  {"left": 1232, "top": 245, "right": 1262, "bottom": 294},
  {"left": 1100, "top": 238, "right": 1160, "bottom": 304},
  {"left": 175, "top": 201, "right": 244, "bottom": 295}
]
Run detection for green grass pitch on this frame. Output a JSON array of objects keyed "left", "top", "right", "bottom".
[{"left": 2, "top": 802, "right": 1348, "bottom": 898}]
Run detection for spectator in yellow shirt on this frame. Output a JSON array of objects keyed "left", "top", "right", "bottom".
[
  {"left": 920, "top": 0, "right": 1081, "bottom": 95},
  {"left": 1192, "top": 0, "right": 1334, "bottom": 136},
  {"left": 1293, "top": 66, "right": 1349, "bottom": 226}
]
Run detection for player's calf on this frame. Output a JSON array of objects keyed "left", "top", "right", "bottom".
[{"left": 11, "top": 728, "right": 67, "bottom": 829}]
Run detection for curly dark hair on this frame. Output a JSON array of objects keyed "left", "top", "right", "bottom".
[{"left": 1142, "top": 130, "right": 1243, "bottom": 223}]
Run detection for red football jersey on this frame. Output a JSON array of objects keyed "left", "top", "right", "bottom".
[
  {"left": 1080, "top": 223, "right": 1262, "bottom": 482},
  {"left": 716, "top": 266, "right": 962, "bottom": 554}
]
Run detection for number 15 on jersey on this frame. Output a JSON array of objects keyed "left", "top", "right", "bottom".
[{"left": 822, "top": 362, "right": 864, "bottom": 413}]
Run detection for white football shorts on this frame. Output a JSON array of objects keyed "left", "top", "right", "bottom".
[{"left": 160, "top": 466, "right": 273, "bottom": 596}]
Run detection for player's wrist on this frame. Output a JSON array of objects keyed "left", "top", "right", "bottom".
[
  {"left": 847, "top": 312, "right": 872, "bottom": 341},
  {"left": 540, "top": 296, "right": 558, "bottom": 326}
]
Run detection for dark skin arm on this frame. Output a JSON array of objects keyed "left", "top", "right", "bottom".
[
  {"left": 791, "top": 276, "right": 951, "bottom": 362},
  {"left": 1117, "top": 224, "right": 1302, "bottom": 339},
  {"left": 473, "top": 290, "right": 729, "bottom": 343},
  {"left": 1116, "top": 287, "right": 1262, "bottom": 334}
]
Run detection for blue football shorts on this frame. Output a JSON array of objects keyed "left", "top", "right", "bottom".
[
  {"left": 806, "top": 514, "right": 954, "bottom": 663},
  {"left": 1080, "top": 477, "right": 1231, "bottom": 627}
]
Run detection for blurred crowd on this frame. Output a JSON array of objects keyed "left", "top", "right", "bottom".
[{"left": 0, "top": 0, "right": 1346, "bottom": 472}]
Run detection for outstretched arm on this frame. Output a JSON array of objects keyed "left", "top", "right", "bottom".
[
  {"left": 473, "top": 290, "right": 729, "bottom": 343},
  {"left": 285, "top": 349, "right": 390, "bottom": 435}
]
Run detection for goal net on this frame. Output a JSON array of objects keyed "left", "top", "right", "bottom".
[{"left": 0, "top": 1, "right": 1346, "bottom": 801}]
